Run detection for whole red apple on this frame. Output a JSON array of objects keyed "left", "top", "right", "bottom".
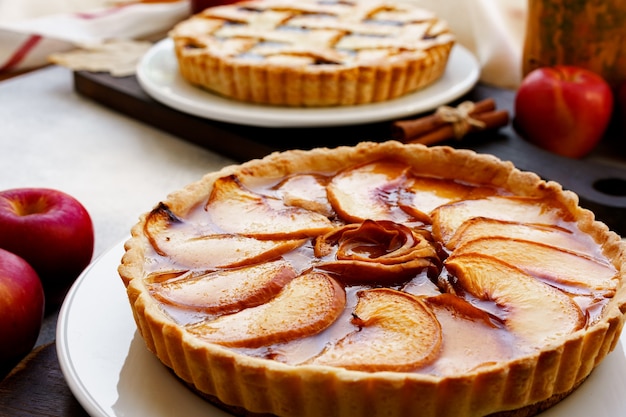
[
  {"left": 0, "top": 188, "right": 94, "bottom": 308},
  {"left": 0, "top": 248, "right": 45, "bottom": 374},
  {"left": 514, "top": 66, "right": 614, "bottom": 158}
]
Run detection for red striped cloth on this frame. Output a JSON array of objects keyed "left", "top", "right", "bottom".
[
  {"left": 0, "top": 34, "right": 42, "bottom": 72},
  {"left": 0, "top": 1, "right": 189, "bottom": 73}
]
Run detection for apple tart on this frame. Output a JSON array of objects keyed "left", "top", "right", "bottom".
[
  {"left": 119, "top": 141, "right": 626, "bottom": 417},
  {"left": 169, "top": 0, "right": 455, "bottom": 106}
]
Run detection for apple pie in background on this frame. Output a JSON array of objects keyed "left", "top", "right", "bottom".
[
  {"left": 169, "top": 0, "right": 455, "bottom": 106},
  {"left": 119, "top": 141, "right": 626, "bottom": 417}
]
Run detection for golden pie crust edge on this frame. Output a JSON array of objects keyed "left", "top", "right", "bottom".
[
  {"left": 173, "top": 41, "right": 453, "bottom": 107},
  {"left": 118, "top": 141, "right": 626, "bottom": 417},
  {"left": 170, "top": 3, "right": 455, "bottom": 107}
]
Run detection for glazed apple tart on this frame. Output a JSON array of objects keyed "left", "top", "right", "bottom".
[
  {"left": 119, "top": 141, "right": 626, "bottom": 417},
  {"left": 169, "top": 0, "right": 455, "bottom": 106}
]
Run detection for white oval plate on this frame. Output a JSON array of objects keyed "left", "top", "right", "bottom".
[
  {"left": 136, "top": 38, "right": 480, "bottom": 128},
  {"left": 57, "top": 241, "right": 626, "bottom": 417}
]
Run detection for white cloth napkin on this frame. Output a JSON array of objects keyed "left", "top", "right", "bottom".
[
  {"left": 0, "top": 0, "right": 526, "bottom": 88},
  {"left": 412, "top": 0, "right": 526, "bottom": 88},
  {"left": 0, "top": 1, "right": 190, "bottom": 73}
]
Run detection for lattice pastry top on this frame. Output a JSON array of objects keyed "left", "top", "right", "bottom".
[{"left": 172, "top": 0, "right": 454, "bottom": 67}]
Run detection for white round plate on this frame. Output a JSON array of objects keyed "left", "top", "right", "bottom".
[
  {"left": 136, "top": 38, "right": 480, "bottom": 128},
  {"left": 57, "top": 241, "right": 626, "bottom": 417}
]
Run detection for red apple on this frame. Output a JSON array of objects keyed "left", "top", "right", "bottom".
[
  {"left": 514, "top": 65, "right": 614, "bottom": 158},
  {"left": 0, "top": 248, "right": 45, "bottom": 373},
  {"left": 0, "top": 188, "right": 94, "bottom": 308}
]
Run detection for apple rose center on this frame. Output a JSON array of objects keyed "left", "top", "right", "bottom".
[{"left": 314, "top": 219, "right": 441, "bottom": 285}]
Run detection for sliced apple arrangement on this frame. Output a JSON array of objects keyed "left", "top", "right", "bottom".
[{"left": 135, "top": 155, "right": 621, "bottom": 376}]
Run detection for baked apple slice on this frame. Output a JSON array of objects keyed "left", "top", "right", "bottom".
[
  {"left": 445, "top": 253, "right": 585, "bottom": 350},
  {"left": 187, "top": 272, "right": 345, "bottom": 348},
  {"left": 206, "top": 174, "right": 334, "bottom": 239},
  {"left": 398, "top": 176, "right": 499, "bottom": 218},
  {"left": 310, "top": 288, "right": 442, "bottom": 372},
  {"left": 446, "top": 217, "right": 604, "bottom": 256},
  {"left": 327, "top": 160, "right": 424, "bottom": 223},
  {"left": 426, "top": 293, "right": 497, "bottom": 328},
  {"left": 453, "top": 237, "right": 618, "bottom": 295},
  {"left": 425, "top": 293, "right": 513, "bottom": 375},
  {"left": 144, "top": 203, "right": 306, "bottom": 269},
  {"left": 149, "top": 260, "right": 297, "bottom": 315},
  {"left": 273, "top": 174, "right": 334, "bottom": 217},
  {"left": 431, "top": 196, "right": 573, "bottom": 244}
]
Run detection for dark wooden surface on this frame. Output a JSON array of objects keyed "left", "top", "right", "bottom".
[
  {"left": 72, "top": 71, "right": 626, "bottom": 234},
  {"left": 0, "top": 343, "right": 89, "bottom": 417},
  {"left": 1, "top": 71, "right": 625, "bottom": 417}
]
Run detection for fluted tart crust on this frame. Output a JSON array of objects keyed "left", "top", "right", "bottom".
[
  {"left": 119, "top": 141, "right": 626, "bottom": 417},
  {"left": 169, "top": 0, "right": 455, "bottom": 107}
]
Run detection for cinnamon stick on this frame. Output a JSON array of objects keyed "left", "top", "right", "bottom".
[
  {"left": 391, "top": 98, "right": 496, "bottom": 141},
  {"left": 407, "top": 110, "right": 510, "bottom": 146}
]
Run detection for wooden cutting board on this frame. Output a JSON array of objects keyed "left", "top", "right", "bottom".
[{"left": 73, "top": 71, "right": 626, "bottom": 236}]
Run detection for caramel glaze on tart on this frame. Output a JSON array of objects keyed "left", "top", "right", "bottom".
[
  {"left": 169, "top": 0, "right": 455, "bottom": 107},
  {"left": 119, "top": 141, "right": 626, "bottom": 417}
]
